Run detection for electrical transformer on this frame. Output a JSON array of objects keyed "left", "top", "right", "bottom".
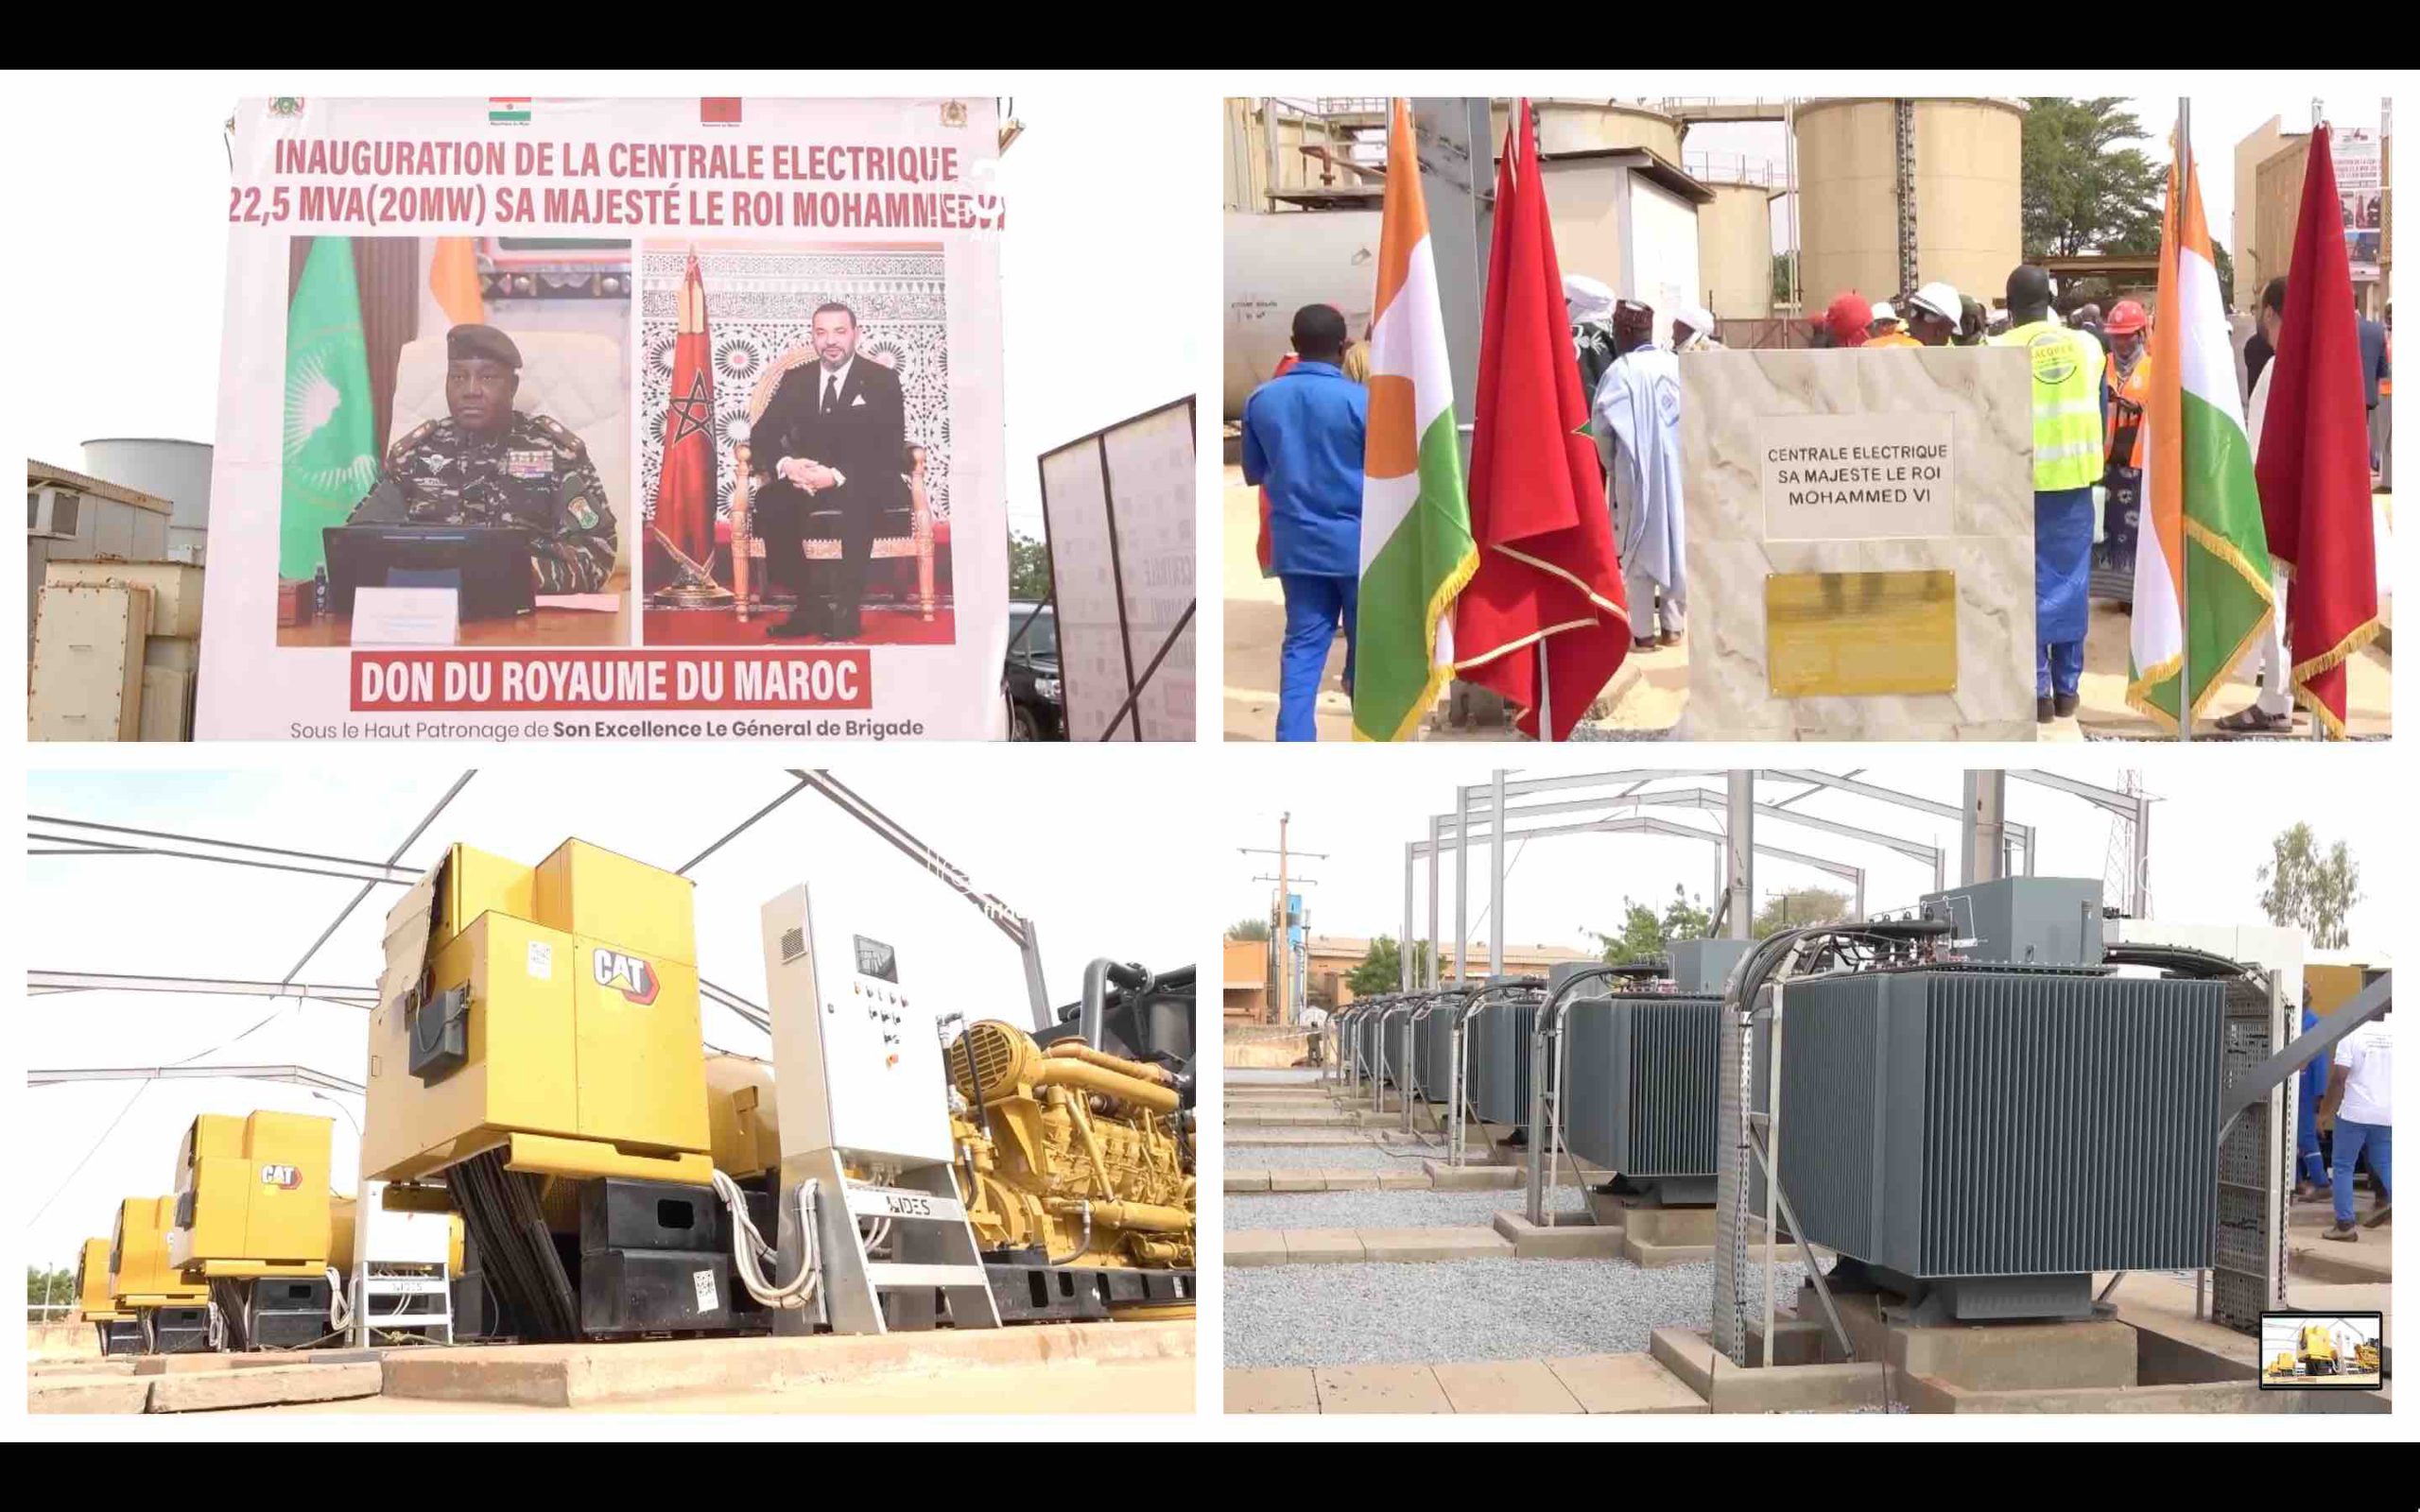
[
  {"left": 1752, "top": 963, "right": 2222, "bottom": 1323},
  {"left": 1469, "top": 994, "right": 1541, "bottom": 1130},
  {"left": 76, "top": 1236, "right": 144, "bottom": 1357},
  {"left": 366, "top": 838, "right": 723, "bottom": 1343},
  {"left": 169, "top": 1110, "right": 337, "bottom": 1349},
  {"left": 1562, "top": 990, "right": 1726, "bottom": 1204}
]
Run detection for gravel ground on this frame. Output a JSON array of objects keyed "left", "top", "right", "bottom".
[
  {"left": 1223, "top": 1255, "right": 1806, "bottom": 1368},
  {"left": 1225, "top": 1186, "right": 1584, "bottom": 1231},
  {"left": 1223, "top": 1142, "right": 1443, "bottom": 1173}
]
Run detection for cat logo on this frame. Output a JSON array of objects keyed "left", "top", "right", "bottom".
[
  {"left": 593, "top": 948, "right": 661, "bottom": 1006},
  {"left": 259, "top": 1164, "right": 302, "bottom": 1190}
]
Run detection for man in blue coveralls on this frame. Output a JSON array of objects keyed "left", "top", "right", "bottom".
[{"left": 1242, "top": 304, "right": 1368, "bottom": 741}]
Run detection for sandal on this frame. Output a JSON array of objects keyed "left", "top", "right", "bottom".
[{"left": 2213, "top": 706, "right": 2292, "bottom": 733}]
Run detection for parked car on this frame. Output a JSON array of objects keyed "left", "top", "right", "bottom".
[{"left": 1004, "top": 601, "right": 1063, "bottom": 740}]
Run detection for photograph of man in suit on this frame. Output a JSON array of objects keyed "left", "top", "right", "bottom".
[{"left": 747, "top": 301, "right": 912, "bottom": 640}]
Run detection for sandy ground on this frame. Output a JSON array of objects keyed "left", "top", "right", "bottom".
[
  {"left": 1222, "top": 462, "right": 2392, "bottom": 742},
  {"left": 244, "top": 1357, "right": 1194, "bottom": 1415}
]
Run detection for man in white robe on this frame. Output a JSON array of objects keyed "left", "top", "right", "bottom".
[{"left": 1592, "top": 299, "right": 1687, "bottom": 649}]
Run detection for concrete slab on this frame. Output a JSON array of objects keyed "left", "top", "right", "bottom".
[
  {"left": 382, "top": 1320, "right": 1192, "bottom": 1408},
  {"left": 148, "top": 1361, "right": 382, "bottom": 1413},
  {"left": 1269, "top": 1171, "right": 1327, "bottom": 1193},
  {"left": 1281, "top": 1229, "right": 1368, "bottom": 1263},
  {"left": 2290, "top": 1240, "right": 2393, "bottom": 1284},
  {"left": 1376, "top": 1170, "right": 1434, "bottom": 1191},
  {"left": 1492, "top": 1211, "right": 1626, "bottom": 1259},
  {"left": 1827, "top": 1292, "right": 2136, "bottom": 1391},
  {"left": 1355, "top": 1226, "right": 1514, "bottom": 1263},
  {"left": 1225, "top": 1230, "right": 1289, "bottom": 1268},
  {"left": 27, "top": 1375, "right": 150, "bottom": 1415},
  {"left": 1320, "top": 1168, "right": 1381, "bottom": 1191},
  {"left": 1424, "top": 1160, "right": 1520, "bottom": 1190},
  {"left": 1431, "top": 1358, "right": 1584, "bottom": 1414},
  {"left": 1225, "top": 1366, "right": 1321, "bottom": 1413},
  {"left": 1897, "top": 1374, "right": 2390, "bottom": 1415},
  {"left": 1623, "top": 1235, "right": 1714, "bottom": 1268},
  {"left": 1547, "top": 1352, "right": 1711, "bottom": 1414},
  {"left": 1313, "top": 1364, "right": 1452, "bottom": 1414},
  {"left": 1648, "top": 1326, "right": 1892, "bottom": 1413},
  {"left": 1615, "top": 1204, "right": 1719, "bottom": 1246},
  {"left": 1224, "top": 1171, "right": 1272, "bottom": 1194}
]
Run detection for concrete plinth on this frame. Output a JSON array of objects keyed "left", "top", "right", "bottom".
[
  {"left": 1356, "top": 1226, "right": 1513, "bottom": 1263},
  {"left": 1313, "top": 1364, "right": 1453, "bottom": 1414},
  {"left": 1492, "top": 1211, "right": 1626, "bottom": 1259},
  {"left": 1547, "top": 1352, "right": 1711, "bottom": 1414},
  {"left": 1227, "top": 1230, "right": 1289, "bottom": 1267},
  {"left": 1225, "top": 1172, "right": 1272, "bottom": 1194},
  {"left": 1269, "top": 1171, "right": 1326, "bottom": 1192},
  {"left": 1615, "top": 1204, "right": 1718, "bottom": 1246},
  {"left": 1320, "top": 1169, "right": 1380, "bottom": 1190},
  {"left": 1624, "top": 1236, "right": 1715, "bottom": 1268},
  {"left": 1225, "top": 1366, "right": 1320, "bottom": 1413},
  {"left": 1377, "top": 1170, "right": 1434, "bottom": 1191},
  {"left": 381, "top": 1320, "right": 1192, "bottom": 1409},
  {"left": 1425, "top": 1160, "right": 1520, "bottom": 1190},
  {"left": 1431, "top": 1358, "right": 1584, "bottom": 1413},
  {"left": 1648, "top": 1326, "right": 1892, "bottom": 1413},
  {"left": 1825, "top": 1290, "right": 2136, "bottom": 1391},
  {"left": 27, "top": 1375, "right": 149, "bottom": 1414},
  {"left": 147, "top": 1361, "right": 382, "bottom": 1413},
  {"left": 1280, "top": 1229, "right": 1367, "bottom": 1263}
]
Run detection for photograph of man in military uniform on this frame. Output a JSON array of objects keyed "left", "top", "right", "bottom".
[
  {"left": 634, "top": 242, "right": 956, "bottom": 649},
  {"left": 274, "top": 234, "right": 633, "bottom": 647}
]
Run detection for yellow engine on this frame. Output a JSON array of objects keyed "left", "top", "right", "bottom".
[
  {"left": 2356, "top": 1341, "right": 2381, "bottom": 1373},
  {"left": 170, "top": 1110, "right": 334, "bottom": 1279},
  {"left": 2268, "top": 1351, "right": 2299, "bottom": 1378},
  {"left": 944, "top": 1021, "right": 1193, "bottom": 1271}
]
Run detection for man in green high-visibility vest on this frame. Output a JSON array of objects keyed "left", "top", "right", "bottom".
[{"left": 1992, "top": 266, "right": 2107, "bottom": 724}]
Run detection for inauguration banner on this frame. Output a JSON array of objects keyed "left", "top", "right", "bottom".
[{"left": 198, "top": 96, "right": 1010, "bottom": 740}]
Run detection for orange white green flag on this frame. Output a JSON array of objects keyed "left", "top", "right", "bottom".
[
  {"left": 2127, "top": 130, "right": 2273, "bottom": 728},
  {"left": 1352, "top": 98, "right": 1478, "bottom": 742}
]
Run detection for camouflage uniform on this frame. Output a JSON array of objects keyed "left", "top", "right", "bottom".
[{"left": 348, "top": 411, "right": 616, "bottom": 593}]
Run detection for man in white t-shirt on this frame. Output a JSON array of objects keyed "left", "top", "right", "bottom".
[{"left": 2319, "top": 1009, "right": 2392, "bottom": 1240}]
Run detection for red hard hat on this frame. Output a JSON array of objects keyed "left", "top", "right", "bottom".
[{"left": 2105, "top": 300, "right": 2150, "bottom": 335}]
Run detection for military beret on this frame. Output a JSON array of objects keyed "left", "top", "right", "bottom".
[{"left": 447, "top": 323, "right": 522, "bottom": 369}]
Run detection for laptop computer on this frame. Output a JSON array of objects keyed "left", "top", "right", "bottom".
[{"left": 321, "top": 525, "right": 538, "bottom": 621}]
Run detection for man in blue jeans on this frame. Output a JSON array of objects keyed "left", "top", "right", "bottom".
[
  {"left": 1242, "top": 304, "right": 1367, "bottom": 741},
  {"left": 2295, "top": 996, "right": 2328, "bottom": 1200},
  {"left": 2319, "top": 1007, "right": 2393, "bottom": 1241}
]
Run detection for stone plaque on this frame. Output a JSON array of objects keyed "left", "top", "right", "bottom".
[
  {"left": 1765, "top": 569, "right": 1958, "bottom": 696},
  {"left": 1761, "top": 412, "right": 1955, "bottom": 541}
]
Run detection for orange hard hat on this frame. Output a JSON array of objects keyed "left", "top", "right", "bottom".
[{"left": 2105, "top": 300, "right": 2150, "bottom": 335}]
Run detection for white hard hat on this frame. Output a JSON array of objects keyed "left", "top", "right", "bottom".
[
  {"left": 1910, "top": 282, "right": 1962, "bottom": 323},
  {"left": 1869, "top": 301, "right": 1899, "bottom": 325}
]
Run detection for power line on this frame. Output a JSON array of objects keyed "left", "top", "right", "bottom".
[{"left": 26, "top": 1081, "right": 148, "bottom": 1231}]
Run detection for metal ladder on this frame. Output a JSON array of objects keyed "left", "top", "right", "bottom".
[{"left": 779, "top": 1149, "right": 1003, "bottom": 1335}]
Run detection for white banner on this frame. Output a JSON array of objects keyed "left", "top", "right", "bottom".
[{"left": 197, "top": 96, "right": 1009, "bottom": 740}]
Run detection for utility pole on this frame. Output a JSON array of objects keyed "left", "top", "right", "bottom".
[{"left": 1243, "top": 817, "right": 1327, "bottom": 1024}]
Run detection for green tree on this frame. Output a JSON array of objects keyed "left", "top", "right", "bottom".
[
  {"left": 1753, "top": 886, "right": 1854, "bottom": 939},
  {"left": 1226, "top": 917, "right": 1270, "bottom": 942},
  {"left": 2022, "top": 97, "right": 2166, "bottom": 257},
  {"left": 2210, "top": 240, "right": 2237, "bottom": 311},
  {"left": 2256, "top": 824, "right": 2362, "bottom": 949},
  {"left": 1591, "top": 885, "right": 1714, "bottom": 965},
  {"left": 1009, "top": 532, "right": 1053, "bottom": 604},
  {"left": 27, "top": 1263, "right": 76, "bottom": 1315},
  {"left": 1345, "top": 935, "right": 1429, "bottom": 997},
  {"left": 1771, "top": 252, "right": 1794, "bottom": 304}
]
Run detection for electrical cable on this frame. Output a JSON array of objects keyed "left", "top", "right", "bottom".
[
  {"left": 714, "top": 1169, "right": 821, "bottom": 1311},
  {"left": 26, "top": 1080, "right": 147, "bottom": 1229}
]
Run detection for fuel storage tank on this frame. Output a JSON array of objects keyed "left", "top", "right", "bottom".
[{"left": 1794, "top": 97, "right": 2023, "bottom": 312}]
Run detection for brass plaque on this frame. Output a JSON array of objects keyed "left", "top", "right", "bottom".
[{"left": 1766, "top": 570, "right": 1958, "bottom": 697}]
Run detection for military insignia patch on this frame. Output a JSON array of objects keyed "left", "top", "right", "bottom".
[
  {"left": 567, "top": 496, "right": 599, "bottom": 529},
  {"left": 507, "top": 449, "right": 555, "bottom": 480}
]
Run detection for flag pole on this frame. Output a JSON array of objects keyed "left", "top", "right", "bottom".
[
  {"left": 1538, "top": 641, "right": 1553, "bottom": 742},
  {"left": 2177, "top": 96, "right": 2193, "bottom": 745}
]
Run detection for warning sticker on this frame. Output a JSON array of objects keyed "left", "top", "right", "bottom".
[
  {"left": 693, "top": 1268, "right": 718, "bottom": 1314},
  {"left": 527, "top": 940, "right": 553, "bottom": 979}
]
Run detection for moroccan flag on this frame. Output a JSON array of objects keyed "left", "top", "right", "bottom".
[
  {"left": 2254, "top": 124, "right": 2381, "bottom": 738},
  {"left": 2126, "top": 127, "right": 2273, "bottom": 729},
  {"left": 652, "top": 250, "right": 717, "bottom": 575},
  {"left": 278, "top": 235, "right": 378, "bottom": 581},
  {"left": 429, "top": 236, "right": 485, "bottom": 326},
  {"left": 1451, "top": 99, "right": 1628, "bottom": 741},
  {"left": 1352, "top": 101, "right": 1478, "bottom": 742}
]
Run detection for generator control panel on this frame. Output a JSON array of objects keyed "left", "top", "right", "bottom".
[{"left": 760, "top": 882, "right": 953, "bottom": 1165}]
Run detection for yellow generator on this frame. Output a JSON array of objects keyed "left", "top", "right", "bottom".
[
  {"left": 2356, "top": 1340, "right": 2381, "bottom": 1373},
  {"left": 2267, "top": 1350, "right": 2299, "bottom": 1378},
  {"left": 946, "top": 1022, "right": 1195, "bottom": 1315},
  {"left": 77, "top": 1236, "right": 144, "bottom": 1357},
  {"left": 169, "top": 1110, "right": 338, "bottom": 1349},
  {"left": 110, "top": 1195, "right": 212, "bottom": 1354},
  {"left": 365, "top": 839, "right": 719, "bottom": 1342},
  {"left": 2300, "top": 1322, "right": 2342, "bottom": 1375}
]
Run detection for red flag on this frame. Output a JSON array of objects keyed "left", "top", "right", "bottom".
[
  {"left": 651, "top": 250, "right": 717, "bottom": 580},
  {"left": 1452, "top": 100, "right": 1629, "bottom": 740},
  {"left": 2254, "top": 125, "right": 2381, "bottom": 737}
]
